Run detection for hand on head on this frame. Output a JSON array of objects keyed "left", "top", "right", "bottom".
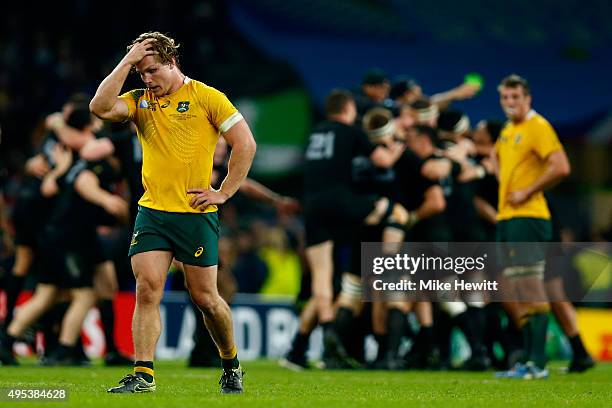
[{"left": 124, "top": 38, "right": 158, "bottom": 66}]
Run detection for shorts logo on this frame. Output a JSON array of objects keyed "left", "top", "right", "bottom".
[
  {"left": 177, "top": 101, "right": 190, "bottom": 113},
  {"left": 130, "top": 231, "right": 139, "bottom": 247},
  {"left": 194, "top": 246, "right": 204, "bottom": 257}
]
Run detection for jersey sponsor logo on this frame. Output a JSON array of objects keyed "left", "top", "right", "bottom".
[
  {"left": 177, "top": 101, "right": 190, "bottom": 113},
  {"left": 130, "top": 231, "right": 139, "bottom": 247},
  {"left": 514, "top": 134, "right": 522, "bottom": 144},
  {"left": 140, "top": 100, "right": 161, "bottom": 111},
  {"left": 194, "top": 246, "right": 204, "bottom": 257}
]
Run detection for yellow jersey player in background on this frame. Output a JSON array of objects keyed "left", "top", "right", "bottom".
[
  {"left": 493, "top": 74, "right": 570, "bottom": 380},
  {"left": 90, "top": 32, "right": 256, "bottom": 394}
]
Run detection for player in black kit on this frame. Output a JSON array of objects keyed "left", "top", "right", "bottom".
[
  {"left": 0, "top": 105, "right": 129, "bottom": 365},
  {"left": 302, "top": 89, "right": 410, "bottom": 365}
]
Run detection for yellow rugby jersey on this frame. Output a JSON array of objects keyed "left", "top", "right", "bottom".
[
  {"left": 495, "top": 110, "right": 563, "bottom": 221},
  {"left": 119, "top": 78, "right": 242, "bottom": 213}
]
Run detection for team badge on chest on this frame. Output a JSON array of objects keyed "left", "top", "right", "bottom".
[{"left": 177, "top": 101, "right": 190, "bottom": 113}]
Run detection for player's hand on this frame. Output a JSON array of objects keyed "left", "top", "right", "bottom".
[
  {"left": 45, "top": 112, "right": 64, "bottom": 131},
  {"left": 452, "top": 83, "right": 480, "bottom": 100},
  {"left": 25, "top": 155, "right": 51, "bottom": 178},
  {"left": 275, "top": 196, "right": 300, "bottom": 215},
  {"left": 187, "top": 188, "right": 230, "bottom": 211},
  {"left": 123, "top": 38, "right": 158, "bottom": 66},
  {"left": 443, "top": 146, "right": 466, "bottom": 163},
  {"left": 51, "top": 144, "right": 73, "bottom": 174},
  {"left": 480, "top": 157, "right": 495, "bottom": 174},
  {"left": 102, "top": 195, "right": 129, "bottom": 223},
  {"left": 507, "top": 189, "right": 530, "bottom": 207},
  {"left": 446, "top": 139, "right": 475, "bottom": 159},
  {"left": 40, "top": 175, "right": 59, "bottom": 198}
]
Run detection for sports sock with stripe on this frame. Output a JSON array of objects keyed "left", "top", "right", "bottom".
[{"left": 134, "top": 360, "right": 154, "bottom": 382}]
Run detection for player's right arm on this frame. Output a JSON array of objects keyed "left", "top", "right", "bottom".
[
  {"left": 415, "top": 185, "right": 446, "bottom": 221},
  {"left": 90, "top": 38, "right": 158, "bottom": 121},
  {"left": 25, "top": 154, "right": 51, "bottom": 179},
  {"left": 369, "top": 141, "right": 405, "bottom": 168},
  {"left": 421, "top": 157, "right": 452, "bottom": 180},
  {"left": 80, "top": 137, "right": 115, "bottom": 161},
  {"left": 74, "top": 170, "right": 129, "bottom": 223},
  {"left": 473, "top": 195, "right": 497, "bottom": 225}
]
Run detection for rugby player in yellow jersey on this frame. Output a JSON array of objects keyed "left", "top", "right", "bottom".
[
  {"left": 90, "top": 32, "right": 256, "bottom": 394},
  {"left": 493, "top": 74, "right": 570, "bottom": 379}
]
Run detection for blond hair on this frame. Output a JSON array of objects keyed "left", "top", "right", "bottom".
[{"left": 129, "top": 31, "right": 180, "bottom": 66}]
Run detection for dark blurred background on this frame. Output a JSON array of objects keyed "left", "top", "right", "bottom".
[{"left": 0, "top": 0, "right": 610, "bottom": 241}]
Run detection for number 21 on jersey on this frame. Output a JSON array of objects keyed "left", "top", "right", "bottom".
[{"left": 306, "top": 132, "right": 335, "bottom": 160}]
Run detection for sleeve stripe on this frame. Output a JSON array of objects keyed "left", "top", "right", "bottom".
[{"left": 219, "top": 112, "right": 243, "bottom": 133}]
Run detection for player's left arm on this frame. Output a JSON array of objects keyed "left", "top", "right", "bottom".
[
  {"left": 40, "top": 144, "right": 73, "bottom": 197},
  {"left": 188, "top": 119, "right": 257, "bottom": 210},
  {"left": 430, "top": 82, "right": 481, "bottom": 110},
  {"left": 507, "top": 149, "right": 570, "bottom": 206}
]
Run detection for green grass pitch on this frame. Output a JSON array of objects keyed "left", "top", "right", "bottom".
[{"left": 0, "top": 360, "right": 611, "bottom": 407}]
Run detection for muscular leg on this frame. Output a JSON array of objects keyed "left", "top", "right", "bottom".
[
  {"left": 183, "top": 263, "right": 237, "bottom": 367},
  {"left": 411, "top": 301, "right": 435, "bottom": 366},
  {"left": 131, "top": 251, "right": 173, "bottom": 361},
  {"left": 333, "top": 273, "right": 363, "bottom": 358},
  {"left": 281, "top": 299, "right": 318, "bottom": 370},
  {"left": 364, "top": 199, "right": 409, "bottom": 227},
  {"left": 12, "top": 246, "right": 34, "bottom": 277},
  {"left": 546, "top": 277, "right": 593, "bottom": 370},
  {"left": 386, "top": 301, "right": 410, "bottom": 367},
  {"left": 546, "top": 278, "right": 577, "bottom": 336},
  {"left": 58, "top": 287, "right": 96, "bottom": 346},
  {"left": 305, "top": 240, "right": 335, "bottom": 323},
  {"left": 511, "top": 274, "right": 549, "bottom": 370},
  {"left": 7, "top": 283, "right": 58, "bottom": 338},
  {"left": 94, "top": 261, "right": 127, "bottom": 360},
  {"left": 4, "top": 245, "right": 34, "bottom": 326},
  {"left": 371, "top": 301, "right": 388, "bottom": 361},
  {"left": 298, "top": 298, "right": 320, "bottom": 334},
  {"left": 94, "top": 261, "right": 119, "bottom": 301}
]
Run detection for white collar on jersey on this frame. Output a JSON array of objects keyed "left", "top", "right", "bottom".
[
  {"left": 525, "top": 109, "right": 537, "bottom": 120},
  {"left": 183, "top": 76, "right": 191, "bottom": 84}
]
